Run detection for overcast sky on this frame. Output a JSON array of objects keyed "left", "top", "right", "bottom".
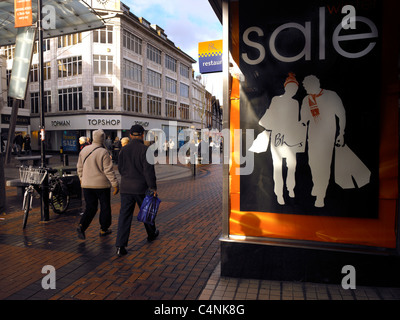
[{"left": 124, "top": 0, "right": 223, "bottom": 101}]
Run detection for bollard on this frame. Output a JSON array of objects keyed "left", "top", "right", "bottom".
[
  {"left": 63, "top": 154, "right": 69, "bottom": 166},
  {"left": 59, "top": 145, "right": 63, "bottom": 162},
  {"left": 0, "top": 153, "right": 6, "bottom": 214},
  {"left": 193, "top": 162, "right": 196, "bottom": 177}
]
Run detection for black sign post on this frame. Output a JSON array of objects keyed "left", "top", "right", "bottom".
[{"left": 37, "top": 0, "right": 49, "bottom": 222}]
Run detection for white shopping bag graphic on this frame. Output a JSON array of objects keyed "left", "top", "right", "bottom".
[{"left": 335, "top": 145, "right": 371, "bottom": 189}]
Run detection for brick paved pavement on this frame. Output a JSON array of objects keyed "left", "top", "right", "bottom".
[
  {"left": 1, "top": 154, "right": 221, "bottom": 300},
  {"left": 1, "top": 154, "right": 400, "bottom": 302}
]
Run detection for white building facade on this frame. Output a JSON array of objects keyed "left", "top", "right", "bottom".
[{"left": 1, "top": 0, "right": 209, "bottom": 152}]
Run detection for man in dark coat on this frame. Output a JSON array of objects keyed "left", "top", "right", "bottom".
[
  {"left": 115, "top": 124, "right": 158, "bottom": 257},
  {"left": 23, "top": 134, "right": 32, "bottom": 155}
]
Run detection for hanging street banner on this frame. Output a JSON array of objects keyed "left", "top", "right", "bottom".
[
  {"left": 198, "top": 39, "right": 223, "bottom": 73},
  {"left": 14, "top": 0, "right": 32, "bottom": 28}
]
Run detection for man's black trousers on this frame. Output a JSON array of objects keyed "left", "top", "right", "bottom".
[{"left": 116, "top": 193, "right": 157, "bottom": 247}]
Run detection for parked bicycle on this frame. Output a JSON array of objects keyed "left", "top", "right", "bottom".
[
  {"left": 48, "top": 168, "right": 70, "bottom": 214},
  {"left": 19, "top": 166, "right": 70, "bottom": 229}
]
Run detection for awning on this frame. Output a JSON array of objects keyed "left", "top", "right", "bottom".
[{"left": 0, "top": 0, "right": 105, "bottom": 46}]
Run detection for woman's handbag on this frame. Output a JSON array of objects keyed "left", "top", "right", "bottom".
[{"left": 137, "top": 190, "right": 161, "bottom": 224}]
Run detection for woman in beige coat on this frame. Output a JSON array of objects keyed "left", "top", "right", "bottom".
[{"left": 76, "top": 129, "right": 119, "bottom": 239}]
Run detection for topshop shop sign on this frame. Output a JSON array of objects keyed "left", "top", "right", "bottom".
[
  {"left": 88, "top": 118, "right": 121, "bottom": 126},
  {"left": 49, "top": 118, "right": 122, "bottom": 128}
]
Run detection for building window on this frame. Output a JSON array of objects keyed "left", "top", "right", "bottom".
[
  {"left": 8, "top": 96, "right": 25, "bottom": 108},
  {"left": 30, "top": 91, "right": 51, "bottom": 114},
  {"left": 166, "top": 100, "right": 177, "bottom": 118},
  {"left": 58, "top": 33, "right": 82, "bottom": 48},
  {"left": 180, "top": 103, "right": 190, "bottom": 120},
  {"left": 44, "top": 62, "right": 51, "bottom": 80},
  {"left": 93, "top": 55, "right": 113, "bottom": 75},
  {"left": 44, "top": 91, "right": 51, "bottom": 113},
  {"left": 3, "top": 45, "right": 15, "bottom": 60},
  {"left": 30, "top": 64, "right": 39, "bottom": 82},
  {"left": 180, "top": 64, "right": 190, "bottom": 78},
  {"left": 58, "top": 87, "right": 83, "bottom": 111},
  {"left": 147, "top": 44, "right": 161, "bottom": 64},
  {"left": 165, "top": 55, "right": 176, "bottom": 72},
  {"left": 147, "top": 69, "right": 161, "bottom": 89},
  {"left": 180, "top": 83, "right": 189, "bottom": 98},
  {"left": 123, "top": 89, "right": 142, "bottom": 113},
  {"left": 123, "top": 59, "right": 142, "bottom": 82},
  {"left": 93, "top": 25, "right": 113, "bottom": 44},
  {"left": 123, "top": 30, "right": 142, "bottom": 54},
  {"left": 58, "top": 56, "right": 82, "bottom": 78},
  {"left": 165, "top": 77, "right": 177, "bottom": 94},
  {"left": 6, "top": 70, "right": 11, "bottom": 87},
  {"left": 43, "top": 39, "right": 51, "bottom": 52},
  {"left": 30, "top": 92, "right": 39, "bottom": 114},
  {"left": 30, "top": 62, "right": 51, "bottom": 82},
  {"left": 94, "top": 86, "right": 114, "bottom": 110},
  {"left": 34, "top": 39, "right": 50, "bottom": 53},
  {"left": 147, "top": 95, "right": 161, "bottom": 116}
]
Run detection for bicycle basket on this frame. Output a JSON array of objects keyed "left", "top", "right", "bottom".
[{"left": 19, "top": 166, "right": 47, "bottom": 185}]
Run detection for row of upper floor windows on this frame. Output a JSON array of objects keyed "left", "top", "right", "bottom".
[
  {"left": 2, "top": 26, "right": 191, "bottom": 79},
  {"left": 27, "top": 86, "right": 196, "bottom": 122},
  {"left": 123, "top": 29, "right": 191, "bottom": 78},
  {"left": 8, "top": 54, "right": 193, "bottom": 98}
]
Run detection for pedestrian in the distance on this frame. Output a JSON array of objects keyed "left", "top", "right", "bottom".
[
  {"left": 79, "top": 136, "right": 89, "bottom": 151},
  {"left": 105, "top": 135, "right": 113, "bottom": 152},
  {"left": 76, "top": 129, "right": 119, "bottom": 240},
  {"left": 112, "top": 137, "right": 121, "bottom": 164},
  {"left": 121, "top": 137, "right": 130, "bottom": 148},
  {"left": 23, "top": 134, "right": 32, "bottom": 155},
  {"left": 115, "top": 124, "right": 159, "bottom": 257},
  {"left": 13, "top": 133, "right": 23, "bottom": 156}
]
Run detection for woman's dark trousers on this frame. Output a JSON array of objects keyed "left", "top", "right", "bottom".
[{"left": 80, "top": 188, "right": 112, "bottom": 232}]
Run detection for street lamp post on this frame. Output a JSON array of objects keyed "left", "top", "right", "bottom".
[{"left": 37, "top": 0, "right": 49, "bottom": 221}]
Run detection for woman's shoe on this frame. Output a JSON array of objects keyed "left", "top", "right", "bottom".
[
  {"left": 76, "top": 225, "right": 85, "bottom": 240},
  {"left": 100, "top": 229, "right": 112, "bottom": 236}
]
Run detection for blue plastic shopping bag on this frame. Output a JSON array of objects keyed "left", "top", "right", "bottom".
[{"left": 137, "top": 190, "right": 161, "bottom": 224}]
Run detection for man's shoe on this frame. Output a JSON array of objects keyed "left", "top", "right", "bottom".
[
  {"left": 147, "top": 229, "right": 159, "bottom": 242},
  {"left": 76, "top": 225, "right": 85, "bottom": 240},
  {"left": 116, "top": 246, "right": 127, "bottom": 257},
  {"left": 100, "top": 229, "right": 112, "bottom": 236}
]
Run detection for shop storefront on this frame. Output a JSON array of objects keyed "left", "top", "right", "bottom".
[
  {"left": 214, "top": 0, "right": 400, "bottom": 286},
  {"left": 30, "top": 114, "right": 191, "bottom": 153},
  {"left": 0, "top": 114, "right": 30, "bottom": 153}
]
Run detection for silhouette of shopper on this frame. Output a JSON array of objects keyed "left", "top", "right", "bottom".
[
  {"left": 258, "top": 73, "right": 306, "bottom": 205},
  {"left": 300, "top": 75, "right": 346, "bottom": 208}
]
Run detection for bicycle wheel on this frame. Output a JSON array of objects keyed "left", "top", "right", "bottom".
[
  {"left": 22, "top": 191, "right": 32, "bottom": 229},
  {"left": 49, "top": 182, "right": 70, "bottom": 214}
]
